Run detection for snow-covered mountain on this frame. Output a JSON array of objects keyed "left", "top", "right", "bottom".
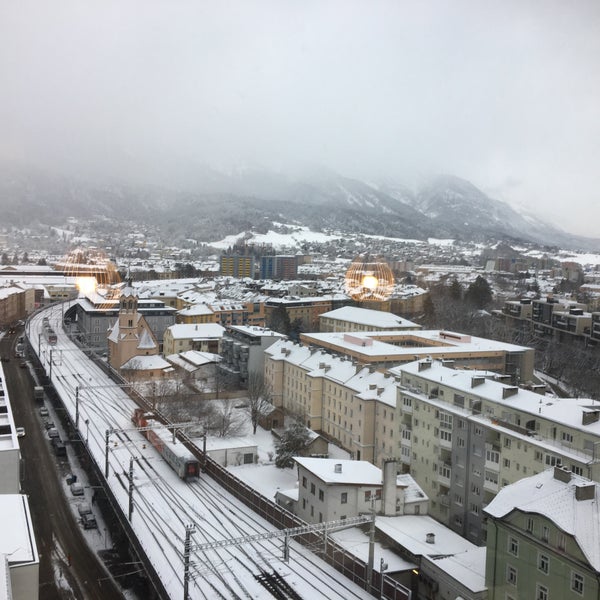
[{"left": 0, "top": 161, "right": 597, "bottom": 251}]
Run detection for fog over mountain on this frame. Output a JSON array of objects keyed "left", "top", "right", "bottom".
[
  {"left": 1, "top": 2, "right": 599, "bottom": 238},
  {"left": 1, "top": 161, "right": 597, "bottom": 252}
]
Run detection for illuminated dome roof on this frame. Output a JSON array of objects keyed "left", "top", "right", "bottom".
[{"left": 344, "top": 255, "right": 395, "bottom": 301}]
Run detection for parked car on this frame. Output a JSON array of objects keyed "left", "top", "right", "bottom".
[
  {"left": 77, "top": 502, "right": 92, "bottom": 516},
  {"left": 52, "top": 439, "right": 67, "bottom": 456},
  {"left": 66, "top": 474, "right": 78, "bottom": 485},
  {"left": 39, "top": 406, "right": 49, "bottom": 417},
  {"left": 70, "top": 483, "right": 84, "bottom": 496},
  {"left": 16, "top": 427, "right": 25, "bottom": 438},
  {"left": 47, "top": 428, "right": 60, "bottom": 439},
  {"left": 44, "top": 420, "right": 55, "bottom": 430},
  {"left": 81, "top": 513, "right": 98, "bottom": 530}
]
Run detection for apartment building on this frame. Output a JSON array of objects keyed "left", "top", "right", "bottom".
[
  {"left": 301, "top": 329, "right": 535, "bottom": 383},
  {"left": 75, "top": 287, "right": 176, "bottom": 351},
  {"left": 319, "top": 306, "right": 421, "bottom": 333},
  {"left": 286, "top": 458, "right": 428, "bottom": 524},
  {"left": 260, "top": 255, "right": 298, "bottom": 280},
  {"left": 219, "top": 325, "right": 283, "bottom": 387},
  {"left": 265, "top": 296, "right": 334, "bottom": 332},
  {"left": 390, "top": 358, "right": 600, "bottom": 545},
  {"left": 220, "top": 254, "right": 254, "bottom": 278},
  {"left": 0, "top": 364, "right": 40, "bottom": 599},
  {"left": 485, "top": 467, "right": 600, "bottom": 600},
  {"left": 264, "top": 340, "right": 399, "bottom": 464},
  {"left": 209, "top": 301, "right": 265, "bottom": 328}
]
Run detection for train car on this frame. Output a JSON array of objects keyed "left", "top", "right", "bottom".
[
  {"left": 43, "top": 323, "right": 57, "bottom": 345},
  {"left": 132, "top": 408, "right": 200, "bottom": 481}
]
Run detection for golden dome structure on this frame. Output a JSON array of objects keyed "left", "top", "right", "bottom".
[{"left": 344, "top": 255, "right": 395, "bottom": 301}]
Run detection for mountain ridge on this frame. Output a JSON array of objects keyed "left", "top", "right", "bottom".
[{"left": 0, "top": 161, "right": 597, "bottom": 252}]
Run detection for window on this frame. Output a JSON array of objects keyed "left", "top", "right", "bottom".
[
  {"left": 486, "top": 449, "right": 499, "bottom": 463},
  {"left": 319, "top": 489, "right": 324, "bottom": 501},
  {"left": 504, "top": 437, "right": 512, "bottom": 448},
  {"left": 526, "top": 517, "right": 535, "bottom": 533},
  {"left": 538, "top": 553, "right": 549, "bottom": 574},
  {"left": 536, "top": 584, "right": 548, "bottom": 600},
  {"left": 310, "top": 483, "right": 315, "bottom": 495},
  {"left": 302, "top": 477, "right": 307, "bottom": 488},
  {"left": 541, "top": 526, "right": 549, "bottom": 542},
  {"left": 503, "top": 458, "right": 511, "bottom": 468},
  {"left": 557, "top": 533, "right": 566, "bottom": 551},
  {"left": 508, "top": 537, "right": 519, "bottom": 556},
  {"left": 571, "top": 572, "right": 584, "bottom": 595},
  {"left": 506, "top": 565, "right": 517, "bottom": 585},
  {"left": 562, "top": 431, "right": 574, "bottom": 443},
  {"left": 341, "top": 492, "right": 348, "bottom": 504}
]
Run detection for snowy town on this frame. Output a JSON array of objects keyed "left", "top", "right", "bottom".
[{"left": 1, "top": 231, "right": 600, "bottom": 599}]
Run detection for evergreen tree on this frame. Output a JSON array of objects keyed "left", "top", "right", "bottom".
[
  {"left": 448, "top": 278, "right": 463, "bottom": 300},
  {"left": 465, "top": 275, "right": 493, "bottom": 308},
  {"left": 268, "top": 305, "right": 291, "bottom": 336},
  {"left": 275, "top": 422, "right": 311, "bottom": 468}
]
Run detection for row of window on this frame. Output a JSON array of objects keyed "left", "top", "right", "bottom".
[{"left": 506, "top": 561, "right": 584, "bottom": 595}]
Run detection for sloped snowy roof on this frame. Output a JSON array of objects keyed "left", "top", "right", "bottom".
[
  {"left": 137, "top": 328, "right": 157, "bottom": 350},
  {"left": 423, "top": 547, "right": 487, "bottom": 593},
  {"left": 295, "top": 458, "right": 382, "bottom": 486},
  {"left": 484, "top": 468, "right": 600, "bottom": 570},
  {"left": 166, "top": 323, "right": 225, "bottom": 339},
  {"left": 121, "top": 355, "right": 172, "bottom": 370},
  {"left": 320, "top": 306, "right": 420, "bottom": 329}
]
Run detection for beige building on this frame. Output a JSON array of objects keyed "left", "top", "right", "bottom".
[
  {"left": 162, "top": 323, "right": 225, "bottom": 356},
  {"left": 264, "top": 339, "right": 399, "bottom": 464},
  {"left": 319, "top": 306, "right": 421, "bottom": 333},
  {"left": 300, "top": 329, "right": 535, "bottom": 383}
]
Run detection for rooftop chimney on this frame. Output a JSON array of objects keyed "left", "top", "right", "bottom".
[
  {"left": 426, "top": 533, "right": 435, "bottom": 544},
  {"left": 334, "top": 463, "right": 342, "bottom": 474},
  {"left": 554, "top": 465, "right": 571, "bottom": 483},
  {"left": 576, "top": 484, "right": 596, "bottom": 501}
]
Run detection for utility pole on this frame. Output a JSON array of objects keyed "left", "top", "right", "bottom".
[
  {"left": 105, "top": 429, "right": 111, "bottom": 478},
  {"left": 49, "top": 348, "right": 54, "bottom": 380},
  {"left": 128, "top": 457, "right": 135, "bottom": 521},
  {"left": 183, "top": 524, "right": 195, "bottom": 600},
  {"left": 366, "top": 497, "right": 376, "bottom": 593},
  {"left": 75, "top": 386, "right": 80, "bottom": 429}
]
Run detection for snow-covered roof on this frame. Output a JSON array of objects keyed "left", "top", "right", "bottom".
[
  {"left": 320, "top": 306, "right": 420, "bottom": 329},
  {"left": 121, "top": 355, "right": 172, "bottom": 370},
  {"left": 303, "top": 329, "right": 530, "bottom": 359},
  {"left": 394, "top": 359, "right": 600, "bottom": 438},
  {"left": 423, "top": 547, "right": 487, "bottom": 593},
  {"left": 376, "top": 515, "right": 478, "bottom": 557},
  {"left": 295, "top": 458, "right": 382, "bottom": 486},
  {"left": 166, "top": 323, "right": 225, "bottom": 339},
  {"left": 177, "top": 304, "right": 215, "bottom": 316},
  {"left": 137, "top": 328, "right": 157, "bottom": 350},
  {"left": 0, "top": 495, "right": 38, "bottom": 566},
  {"left": 484, "top": 468, "right": 600, "bottom": 570},
  {"left": 396, "top": 474, "right": 428, "bottom": 504},
  {"left": 166, "top": 350, "right": 220, "bottom": 371}
]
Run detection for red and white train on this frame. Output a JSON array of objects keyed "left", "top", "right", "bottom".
[{"left": 132, "top": 408, "right": 200, "bottom": 481}]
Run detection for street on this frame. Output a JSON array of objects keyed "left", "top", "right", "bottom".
[{"left": 2, "top": 329, "right": 124, "bottom": 600}]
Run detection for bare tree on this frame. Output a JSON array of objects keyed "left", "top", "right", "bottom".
[
  {"left": 207, "top": 399, "right": 246, "bottom": 438},
  {"left": 245, "top": 371, "right": 274, "bottom": 434}
]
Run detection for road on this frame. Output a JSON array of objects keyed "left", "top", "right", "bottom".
[{"left": 1, "top": 329, "right": 124, "bottom": 600}]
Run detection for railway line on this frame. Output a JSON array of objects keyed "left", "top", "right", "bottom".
[{"left": 27, "top": 305, "right": 373, "bottom": 600}]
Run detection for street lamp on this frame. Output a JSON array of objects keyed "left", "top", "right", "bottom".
[{"left": 85, "top": 419, "right": 89, "bottom": 445}]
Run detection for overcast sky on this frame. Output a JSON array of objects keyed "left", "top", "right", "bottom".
[{"left": 1, "top": 1, "right": 599, "bottom": 237}]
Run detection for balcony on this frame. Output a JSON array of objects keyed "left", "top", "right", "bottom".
[
  {"left": 484, "top": 477, "right": 499, "bottom": 493},
  {"left": 438, "top": 463, "right": 451, "bottom": 486}
]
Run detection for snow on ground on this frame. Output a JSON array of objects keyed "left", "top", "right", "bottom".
[
  {"left": 209, "top": 226, "right": 341, "bottom": 250},
  {"left": 228, "top": 463, "right": 298, "bottom": 501},
  {"left": 555, "top": 251, "right": 600, "bottom": 266}
]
